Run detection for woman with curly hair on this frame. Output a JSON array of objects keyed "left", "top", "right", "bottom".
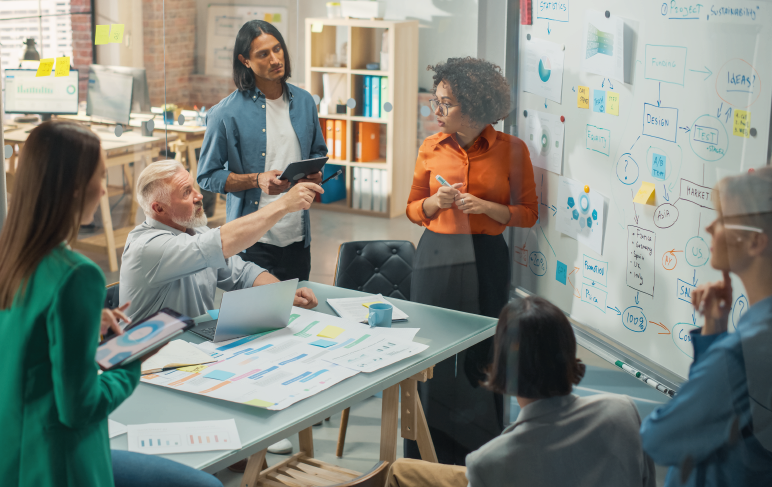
[
  {"left": 387, "top": 296, "right": 655, "bottom": 487},
  {"left": 404, "top": 57, "right": 538, "bottom": 464}
]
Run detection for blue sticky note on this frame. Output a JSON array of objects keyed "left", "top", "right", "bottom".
[
  {"left": 593, "top": 90, "right": 605, "bottom": 113},
  {"left": 204, "top": 370, "right": 235, "bottom": 381},
  {"left": 310, "top": 339, "right": 337, "bottom": 348},
  {"left": 651, "top": 153, "right": 666, "bottom": 180},
  {"left": 207, "top": 309, "right": 219, "bottom": 320},
  {"left": 556, "top": 260, "right": 568, "bottom": 285}
]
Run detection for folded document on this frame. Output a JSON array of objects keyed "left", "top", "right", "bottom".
[
  {"left": 141, "top": 339, "right": 216, "bottom": 375},
  {"left": 326, "top": 294, "right": 409, "bottom": 324}
]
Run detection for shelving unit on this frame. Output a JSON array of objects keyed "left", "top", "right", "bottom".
[{"left": 305, "top": 17, "right": 418, "bottom": 218}]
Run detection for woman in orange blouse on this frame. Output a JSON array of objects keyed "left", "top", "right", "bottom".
[{"left": 404, "top": 57, "right": 538, "bottom": 466}]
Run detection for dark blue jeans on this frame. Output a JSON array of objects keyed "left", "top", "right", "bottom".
[{"left": 112, "top": 450, "right": 223, "bottom": 487}]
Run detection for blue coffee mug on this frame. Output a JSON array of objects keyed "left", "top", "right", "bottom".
[{"left": 367, "top": 303, "right": 393, "bottom": 328}]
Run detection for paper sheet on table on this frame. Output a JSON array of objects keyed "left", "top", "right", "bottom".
[
  {"left": 519, "top": 37, "right": 564, "bottom": 103},
  {"left": 555, "top": 176, "right": 607, "bottom": 255},
  {"left": 581, "top": 10, "right": 625, "bottom": 82},
  {"left": 327, "top": 295, "right": 408, "bottom": 323},
  {"left": 324, "top": 335, "right": 428, "bottom": 373},
  {"left": 127, "top": 419, "right": 241, "bottom": 454},
  {"left": 108, "top": 419, "right": 127, "bottom": 439},
  {"left": 523, "top": 110, "right": 564, "bottom": 174},
  {"left": 141, "top": 339, "right": 217, "bottom": 375}
]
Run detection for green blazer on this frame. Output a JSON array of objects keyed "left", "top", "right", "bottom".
[{"left": 0, "top": 246, "right": 140, "bottom": 487}]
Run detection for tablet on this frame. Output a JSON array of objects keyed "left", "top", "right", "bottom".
[
  {"left": 96, "top": 309, "right": 194, "bottom": 371},
  {"left": 278, "top": 156, "right": 328, "bottom": 185}
]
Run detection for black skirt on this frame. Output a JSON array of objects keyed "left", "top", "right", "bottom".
[{"left": 407, "top": 229, "right": 509, "bottom": 462}]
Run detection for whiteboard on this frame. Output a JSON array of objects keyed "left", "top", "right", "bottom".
[
  {"left": 513, "top": 0, "right": 772, "bottom": 379},
  {"left": 205, "top": 5, "right": 289, "bottom": 76}
]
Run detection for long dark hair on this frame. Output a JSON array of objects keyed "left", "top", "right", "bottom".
[
  {"left": 485, "top": 296, "right": 586, "bottom": 398},
  {"left": 232, "top": 20, "right": 291, "bottom": 92},
  {"left": 0, "top": 121, "right": 101, "bottom": 309}
]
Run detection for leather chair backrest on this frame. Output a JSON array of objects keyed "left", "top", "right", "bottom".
[
  {"left": 333, "top": 240, "right": 415, "bottom": 300},
  {"left": 105, "top": 283, "right": 120, "bottom": 310}
]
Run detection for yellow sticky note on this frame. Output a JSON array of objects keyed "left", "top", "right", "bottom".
[
  {"left": 577, "top": 86, "right": 590, "bottom": 109},
  {"left": 109, "top": 24, "right": 125, "bottom": 44},
  {"left": 54, "top": 57, "right": 70, "bottom": 77},
  {"left": 311, "top": 22, "right": 324, "bottom": 33},
  {"left": 362, "top": 301, "right": 384, "bottom": 308},
  {"left": 94, "top": 24, "right": 110, "bottom": 45},
  {"left": 177, "top": 364, "right": 208, "bottom": 373},
  {"left": 733, "top": 109, "right": 750, "bottom": 138},
  {"left": 264, "top": 13, "right": 273, "bottom": 22},
  {"left": 36, "top": 59, "right": 54, "bottom": 77},
  {"left": 317, "top": 325, "right": 344, "bottom": 339},
  {"left": 606, "top": 91, "right": 619, "bottom": 116},
  {"left": 273, "top": 13, "right": 281, "bottom": 22},
  {"left": 633, "top": 181, "right": 656, "bottom": 205}
]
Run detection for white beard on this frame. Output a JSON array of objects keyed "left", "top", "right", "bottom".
[{"left": 172, "top": 205, "right": 208, "bottom": 229}]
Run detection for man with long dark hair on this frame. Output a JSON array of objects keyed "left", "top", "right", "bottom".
[{"left": 198, "top": 20, "right": 326, "bottom": 285}]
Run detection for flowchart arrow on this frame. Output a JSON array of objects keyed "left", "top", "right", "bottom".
[
  {"left": 547, "top": 22, "right": 551, "bottom": 34},
  {"left": 692, "top": 311, "right": 697, "bottom": 325},
  {"left": 567, "top": 267, "right": 581, "bottom": 298},
  {"left": 550, "top": 205, "right": 557, "bottom": 216},
  {"left": 649, "top": 321, "right": 671, "bottom": 334},
  {"left": 663, "top": 184, "right": 670, "bottom": 202},
  {"left": 635, "top": 292, "right": 640, "bottom": 305},
  {"left": 572, "top": 86, "right": 576, "bottom": 92},
  {"left": 688, "top": 66, "right": 713, "bottom": 80},
  {"left": 657, "top": 82, "right": 661, "bottom": 107},
  {"left": 607, "top": 306, "right": 621, "bottom": 315},
  {"left": 679, "top": 126, "right": 691, "bottom": 133},
  {"left": 693, "top": 269, "right": 698, "bottom": 286},
  {"left": 602, "top": 78, "right": 605, "bottom": 88},
  {"left": 631, "top": 189, "right": 639, "bottom": 224},
  {"left": 544, "top": 98, "right": 548, "bottom": 108},
  {"left": 608, "top": 78, "right": 614, "bottom": 89}
]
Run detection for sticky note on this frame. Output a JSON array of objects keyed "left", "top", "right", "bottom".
[
  {"left": 264, "top": 13, "right": 273, "bottom": 22},
  {"left": 36, "top": 58, "right": 54, "bottom": 77},
  {"left": 204, "top": 370, "right": 235, "bottom": 381},
  {"left": 54, "top": 57, "right": 70, "bottom": 77},
  {"left": 633, "top": 181, "right": 656, "bottom": 205},
  {"left": 651, "top": 153, "right": 666, "bottom": 179},
  {"left": 311, "top": 23, "right": 324, "bottom": 33},
  {"left": 310, "top": 339, "right": 337, "bottom": 348},
  {"left": 362, "top": 301, "right": 384, "bottom": 308},
  {"left": 177, "top": 364, "right": 208, "bottom": 373},
  {"left": 733, "top": 109, "right": 750, "bottom": 138},
  {"left": 556, "top": 261, "right": 567, "bottom": 285},
  {"left": 207, "top": 310, "right": 220, "bottom": 320},
  {"left": 109, "top": 24, "right": 125, "bottom": 44},
  {"left": 577, "top": 86, "right": 589, "bottom": 109},
  {"left": 317, "top": 325, "right": 344, "bottom": 339},
  {"left": 272, "top": 13, "right": 281, "bottom": 22},
  {"left": 593, "top": 90, "right": 605, "bottom": 113},
  {"left": 94, "top": 25, "right": 110, "bottom": 45},
  {"left": 606, "top": 91, "right": 619, "bottom": 116}
]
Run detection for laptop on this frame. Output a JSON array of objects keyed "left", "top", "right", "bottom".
[{"left": 191, "top": 279, "right": 298, "bottom": 342}]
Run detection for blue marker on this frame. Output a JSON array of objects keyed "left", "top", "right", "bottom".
[{"left": 435, "top": 174, "right": 451, "bottom": 187}]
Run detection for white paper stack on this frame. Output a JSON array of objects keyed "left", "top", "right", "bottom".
[
  {"left": 326, "top": 294, "right": 409, "bottom": 324},
  {"left": 141, "top": 340, "right": 217, "bottom": 375}
]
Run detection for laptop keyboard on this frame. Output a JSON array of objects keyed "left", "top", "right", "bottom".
[{"left": 194, "top": 325, "right": 217, "bottom": 341}]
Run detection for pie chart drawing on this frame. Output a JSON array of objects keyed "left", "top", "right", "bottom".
[{"left": 538, "top": 56, "right": 552, "bottom": 82}]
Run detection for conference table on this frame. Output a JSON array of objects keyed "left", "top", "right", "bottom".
[{"left": 109, "top": 281, "right": 497, "bottom": 485}]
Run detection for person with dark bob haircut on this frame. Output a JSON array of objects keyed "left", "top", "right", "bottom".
[
  {"left": 197, "top": 20, "right": 326, "bottom": 298},
  {"left": 404, "top": 57, "right": 538, "bottom": 464},
  {"left": 388, "top": 296, "right": 656, "bottom": 487}
]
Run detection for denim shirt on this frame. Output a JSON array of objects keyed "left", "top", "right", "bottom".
[{"left": 196, "top": 83, "right": 327, "bottom": 247}]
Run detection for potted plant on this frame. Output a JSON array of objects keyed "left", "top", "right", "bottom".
[{"left": 162, "top": 104, "right": 178, "bottom": 125}]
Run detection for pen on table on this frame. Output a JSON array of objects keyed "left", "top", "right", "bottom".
[
  {"left": 614, "top": 360, "right": 675, "bottom": 397},
  {"left": 321, "top": 169, "right": 344, "bottom": 186}
]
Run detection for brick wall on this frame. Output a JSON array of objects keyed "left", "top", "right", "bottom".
[
  {"left": 142, "top": 0, "right": 196, "bottom": 107},
  {"left": 70, "top": 0, "right": 91, "bottom": 102},
  {"left": 188, "top": 74, "right": 236, "bottom": 109}
]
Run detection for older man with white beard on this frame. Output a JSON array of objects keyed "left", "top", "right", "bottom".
[{"left": 119, "top": 160, "right": 322, "bottom": 323}]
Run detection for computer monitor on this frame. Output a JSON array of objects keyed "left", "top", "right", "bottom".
[
  {"left": 4, "top": 69, "right": 79, "bottom": 119},
  {"left": 86, "top": 68, "right": 134, "bottom": 125},
  {"left": 88, "top": 64, "right": 151, "bottom": 113}
]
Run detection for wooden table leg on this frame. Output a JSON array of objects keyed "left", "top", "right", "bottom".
[
  {"left": 379, "top": 383, "right": 400, "bottom": 464},
  {"left": 239, "top": 448, "right": 267, "bottom": 487},
  {"left": 186, "top": 140, "right": 200, "bottom": 190},
  {"left": 336, "top": 407, "right": 351, "bottom": 457},
  {"left": 400, "top": 378, "right": 418, "bottom": 441},
  {"left": 299, "top": 426, "right": 314, "bottom": 457},
  {"left": 99, "top": 182, "right": 119, "bottom": 272},
  {"left": 415, "top": 394, "right": 438, "bottom": 463}
]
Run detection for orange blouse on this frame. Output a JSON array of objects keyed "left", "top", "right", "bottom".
[{"left": 406, "top": 125, "right": 539, "bottom": 235}]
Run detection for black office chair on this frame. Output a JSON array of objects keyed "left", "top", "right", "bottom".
[
  {"left": 105, "top": 282, "right": 120, "bottom": 309},
  {"left": 332, "top": 240, "right": 415, "bottom": 457}
]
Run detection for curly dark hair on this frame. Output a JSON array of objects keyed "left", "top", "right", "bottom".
[{"left": 428, "top": 57, "right": 511, "bottom": 126}]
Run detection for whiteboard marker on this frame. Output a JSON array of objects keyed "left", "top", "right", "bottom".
[
  {"left": 615, "top": 360, "right": 638, "bottom": 376},
  {"left": 435, "top": 174, "right": 451, "bottom": 187},
  {"left": 615, "top": 360, "right": 675, "bottom": 397}
]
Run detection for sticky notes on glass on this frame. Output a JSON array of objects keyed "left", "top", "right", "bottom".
[
  {"left": 317, "top": 325, "right": 344, "bottom": 339},
  {"left": 54, "top": 57, "right": 70, "bottom": 77},
  {"left": 36, "top": 58, "right": 54, "bottom": 77},
  {"left": 633, "top": 181, "right": 656, "bottom": 205},
  {"left": 310, "top": 339, "right": 337, "bottom": 348},
  {"left": 311, "top": 23, "right": 324, "bottom": 33},
  {"left": 273, "top": 13, "right": 281, "bottom": 22},
  {"left": 651, "top": 153, "right": 666, "bottom": 179},
  {"left": 606, "top": 92, "right": 619, "bottom": 116},
  {"left": 593, "top": 90, "right": 605, "bottom": 113},
  {"left": 264, "top": 13, "right": 273, "bottom": 21},
  {"left": 577, "top": 86, "right": 589, "bottom": 109},
  {"left": 110, "top": 24, "right": 125, "bottom": 44},
  {"left": 556, "top": 260, "right": 567, "bottom": 285},
  {"left": 733, "top": 109, "right": 750, "bottom": 138},
  {"left": 177, "top": 364, "right": 208, "bottom": 373},
  {"left": 95, "top": 25, "right": 110, "bottom": 45}
]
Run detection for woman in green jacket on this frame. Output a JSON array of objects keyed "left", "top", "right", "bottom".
[{"left": 0, "top": 121, "right": 222, "bottom": 487}]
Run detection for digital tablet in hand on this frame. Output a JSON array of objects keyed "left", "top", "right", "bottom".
[
  {"left": 96, "top": 309, "right": 194, "bottom": 371},
  {"left": 278, "top": 157, "right": 328, "bottom": 185}
]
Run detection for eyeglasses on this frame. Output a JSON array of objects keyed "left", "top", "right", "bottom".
[
  {"left": 724, "top": 224, "right": 764, "bottom": 233},
  {"left": 429, "top": 98, "right": 459, "bottom": 117}
]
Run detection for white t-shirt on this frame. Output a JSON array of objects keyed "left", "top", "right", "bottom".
[{"left": 257, "top": 90, "right": 304, "bottom": 247}]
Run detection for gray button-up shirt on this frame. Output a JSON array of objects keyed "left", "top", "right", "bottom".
[{"left": 119, "top": 219, "right": 265, "bottom": 322}]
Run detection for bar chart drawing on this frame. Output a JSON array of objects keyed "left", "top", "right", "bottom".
[{"left": 128, "top": 420, "right": 242, "bottom": 454}]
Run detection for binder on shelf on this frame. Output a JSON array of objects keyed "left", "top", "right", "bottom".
[
  {"left": 363, "top": 76, "right": 372, "bottom": 118},
  {"left": 380, "top": 77, "right": 388, "bottom": 119},
  {"left": 355, "top": 122, "right": 380, "bottom": 162},
  {"left": 371, "top": 76, "right": 380, "bottom": 118},
  {"left": 360, "top": 168, "right": 373, "bottom": 211},
  {"left": 371, "top": 168, "right": 384, "bottom": 212},
  {"left": 325, "top": 120, "right": 335, "bottom": 159},
  {"left": 352, "top": 166, "right": 362, "bottom": 210},
  {"left": 334, "top": 120, "right": 347, "bottom": 161},
  {"left": 319, "top": 164, "right": 346, "bottom": 203}
]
